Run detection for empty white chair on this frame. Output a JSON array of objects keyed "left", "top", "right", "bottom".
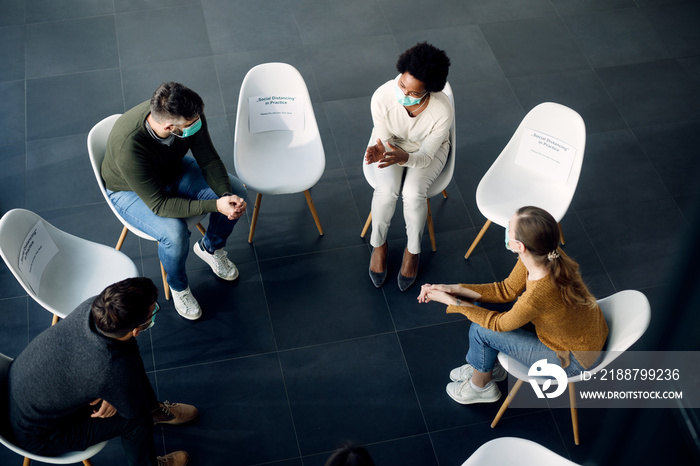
[
  {"left": 491, "top": 290, "right": 651, "bottom": 445},
  {"left": 464, "top": 102, "right": 585, "bottom": 258},
  {"left": 461, "top": 437, "right": 579, "bottom": 465},
  {"left": 87, "top": 114, "right": 206, "bottom": 300},
  {"left": 234, "top": 63, "right": 325, "bottom": 243},
  {"left": 360, "top": 81, "right": 456, "bottom": 252},
  {"left": 0, "top": 209, "right": 138, "bottom": 325},
  {"left": 0, "top": 353, "right": 108, "bottom": 465}
]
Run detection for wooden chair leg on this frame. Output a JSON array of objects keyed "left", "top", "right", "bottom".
[
  {"left": 441, "top": 189, "right": 448, "bottom": 199},
  {"left": 248, "top": 193, "right": 262, "bottom": 243},
  {"left": 304, "top": 190, "right": 324, "bottom": 236},
  {"left": 491, "top": 379, "right": 524, "bottom": 428},
  {"left": 196, "top": 222, "right": 206, "bottom": 236},
  {"left": 23, "top": 457, "right": 31, "bottom": 466},
  {"left": 51, "top": 314, "right": 59, "bottom": 326},
  {"left": 160, "top": 261, "right": 170, "bottom": 301},
  {"left": 465, "top": 219, "right": 492, "bottom": 259},
  {"left": 558, "top": 222, "right": 566, "bottom": 245},
  {"left": 115, "top": 226, "right": 129, "bottom": 250},
  {"left": 83, "top": 460, "right": 94, "bottom": 466},
  {"left": 361, "top": 211, "right": 372, "bottom": 238},
  {"left": 426, "top": 199, "right": 436, "bottom": 252},
  {"left": 569, "top": 383, "right": 580, "bottom": 445}
]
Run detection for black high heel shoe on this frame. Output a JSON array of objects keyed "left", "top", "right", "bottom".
[
  {"left": 368, "top": 244, "right": 388, "bottom": 288},
  {"left": 397, "top": 249, "right": 419, "bottom": 292}
]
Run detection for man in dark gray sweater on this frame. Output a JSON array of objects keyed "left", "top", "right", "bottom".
[{"left": 7, "top": 277, "right": 196, "bottom": 466}]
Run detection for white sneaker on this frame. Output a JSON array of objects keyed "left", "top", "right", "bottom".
[
  {"left": 193, "top": 241, "right": 239, "bottom": 281},
  {"left": 171, "top": 287, "right": 202, "bottom": 320},
  {"left": 450, "top": 362, "right": 507, "bottom": 382},
  {"left": 446, "top": 379, "right": 501, "bottom": 405}
]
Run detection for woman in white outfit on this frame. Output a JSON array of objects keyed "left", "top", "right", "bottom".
[{"left": 365, "top": 42, "right": 453, "bottom": 291}]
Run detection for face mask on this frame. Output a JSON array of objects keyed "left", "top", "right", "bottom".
[
  {"left": 395, "top": 80, "right": 424, "bottom": 106},
  {"left": 505, "top": 224, "right": 515, "bottom": 252},
  {"left": 173, "top": 118, "right": 202, "bottom": 138},
  {"left": 145, "top": 303, "right": 159, "bottom": 330}
]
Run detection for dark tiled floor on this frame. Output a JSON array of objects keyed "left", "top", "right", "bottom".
[{"left": 1, "top": 0, "right": 699, "bottom": 465}]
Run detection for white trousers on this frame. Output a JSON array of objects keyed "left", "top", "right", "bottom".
[{"left": 369, "top": 146, "right": 448, "bottom": 254}]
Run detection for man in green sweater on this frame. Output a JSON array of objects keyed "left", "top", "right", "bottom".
[{"left": 102, "top": 82, "right": 248, "bottom": 320}]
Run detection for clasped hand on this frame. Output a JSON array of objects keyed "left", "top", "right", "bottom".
[
  {"left": 365, "top": 138, "right": 409, "bottom": 168},
  {"left": 90, "top": 398, "right": 117, "bottom": 418},
  {"left": 216, "top": 195, "right": 246, "bottom": 220},
  {"left": 417, "top": 283, "right": 455, "bottom": 305},
  {"left": 417, "top": 283, "right": 477, "bottom": 308}
]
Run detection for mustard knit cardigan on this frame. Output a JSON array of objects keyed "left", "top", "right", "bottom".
[{"left": 446, "top": 257, "right": 608, "bottom": 369}]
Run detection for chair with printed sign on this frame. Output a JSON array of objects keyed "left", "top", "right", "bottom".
[
  {"left": 233, "top": 62, "right": 325, "bottom": 243},
  {"left": 464, "top": 102, "right": 585, "bottom": 259},
  {"left": 0, "top": 353, "right": 108, "bottom": 465},
  {"left": 461, "top": 437, "right": 580, "bottom": 465},
  {"left": 0, "top": 209, "right": 139, "bottom": 326},
  {"left": 490, "top": 290, "right": 651, "bottom": 445},
  {"left": 360, "top": 80, "right": 456, "bottom": 252},
  {"left": 88, "top": 114, "right": 206, "bottom": 300}
]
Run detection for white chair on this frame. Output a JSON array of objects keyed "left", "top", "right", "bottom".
[
  {"left": 360, "top": 81, "right": 456, "bottom": 252},
  {"left": 491, "top": 290, "right": 651, "bottom": 445},
  {"left": 0, "top": 209, "right": 139, "bottom": 326},
  {"left": 464, "top": 102, "right": 586, "bottom": 259},
  {"left": 234, "top": 62, "right": 325, "bottom": 243},
  {"left": 87, "top": 114, "right": 206, "bottom": 300},
  {"left": 461, "top": 437, "right": 580, "bottom": 465},
  {"left": 0, "top": 353, "right": 108, "bottom": 465}
]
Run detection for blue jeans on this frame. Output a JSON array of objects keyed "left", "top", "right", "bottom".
[
  {"left": 466, "top": 322, "right": 600, "bottom": 377},
  {"left": 108, "top": 157, "right": 247, "bottom": 292}
]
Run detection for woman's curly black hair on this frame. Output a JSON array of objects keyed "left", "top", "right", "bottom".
[{"left": 396, "top": 42, "right": 451, "bottom": 93}]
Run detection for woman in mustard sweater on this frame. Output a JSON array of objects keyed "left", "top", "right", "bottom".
[{"left": 418, "top": 206, "right": 608, "bottom": 405}]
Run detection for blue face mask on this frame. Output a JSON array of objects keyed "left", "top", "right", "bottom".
[
  {"left": 395, "top": 80, "right": 424, "bottom": 106},
  {"left": 173, "top": 118, "right": 202, "bottom": 138}
]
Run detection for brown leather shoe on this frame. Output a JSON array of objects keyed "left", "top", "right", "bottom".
[
  {"left": 152, "top": 401, "right": 198, "bottom": 425},
  {"left": 157, "top": 450, "right": 190, "bottom": 466}
]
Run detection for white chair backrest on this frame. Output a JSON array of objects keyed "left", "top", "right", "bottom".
[
  {"left": 234, "top": 62, "right": 325, "bottom": 194},
  {"left": 593, "top": 290, "right": 651, "bottom": 372},
  {"left": 364, "top": 80, "right": 456, "bottom": 196},
  {"left": 87, "top": 114, "right": 140, "bottom": 232},
  {"left": 476, "top": 102, "right": 586, "bottom": 227},
  {"left": 498, "top": 290, "right": 651, "bottom": 383},
  {"left": 0, "top": 209, "right": 138, "bottom": 318},
  {"left": 427, "top": 81, "right": 456, "bottom": 197},
  {"left": 461, "top": 437, "right": 580, "bottom": 465}
]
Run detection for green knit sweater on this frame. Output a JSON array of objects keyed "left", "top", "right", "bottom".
[
  {"left": 102, "top": 101, "right": 231, "bottom": 218},
  {"left": 446, "top": 257, "right": 608, "bottom": 369}
]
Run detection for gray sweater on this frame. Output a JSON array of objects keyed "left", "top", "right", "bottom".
[{"left": 8, "top": 298, "right": 158, "bottom": 448}]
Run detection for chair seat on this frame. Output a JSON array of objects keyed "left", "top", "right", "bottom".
[
  {"left": 477, "top": 165, "right": 575, "bottom": 227},
  {"left": 0, "top": 435, "right": 108, "bottom": 465},
  {"left": 235, "top": 130, "right": 324, "bottom": 194}
]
